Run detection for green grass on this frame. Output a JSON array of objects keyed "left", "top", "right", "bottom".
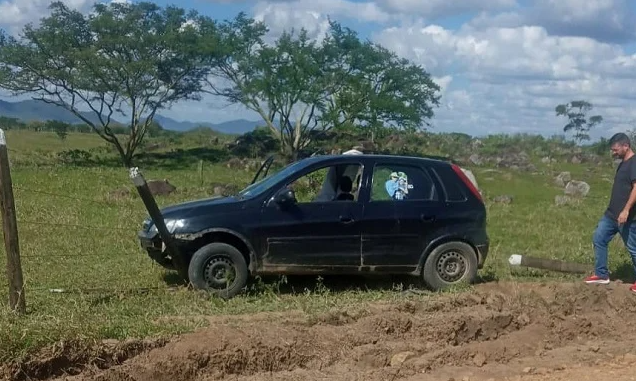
[{"left": 0, "top": 131, "right": 630, "bottom": 365}]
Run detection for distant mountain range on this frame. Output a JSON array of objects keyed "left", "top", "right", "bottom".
[{"left": 0, "top": 99, "right": 259, "bottom": 135}]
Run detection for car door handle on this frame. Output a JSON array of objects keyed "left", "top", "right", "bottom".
[
  {"left": 339, "top": 216, "right": 355, "bottom": 224},
  {"left": 421, "top": 214, "right": 436, "bottom": 222}
]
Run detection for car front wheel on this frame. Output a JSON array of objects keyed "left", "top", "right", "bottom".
[
  {"left": 421, "top": 241, "right": 478, "bottom": 291},
  {"left": 188, "top": 242, "right": 248, "bottom": 299}
]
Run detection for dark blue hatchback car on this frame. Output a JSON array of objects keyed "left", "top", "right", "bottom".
[{"left": 138, "top": 153, "right": 489, "bottom": 298}]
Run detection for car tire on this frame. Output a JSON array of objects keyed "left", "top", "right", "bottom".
[
  {"left": 421, "top": 241, "right": 478, "bottom": 291},
  {"left": 188, "top": 242, "right": 248, "bottom": 299}
]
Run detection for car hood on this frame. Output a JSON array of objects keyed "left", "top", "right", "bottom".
[{"left": 160, "top": 195, "right": 242, "bottom": 219}]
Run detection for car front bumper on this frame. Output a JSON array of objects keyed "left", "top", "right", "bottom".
[{"left": 138, "top": 230, "right": 175, "bottom": 269}]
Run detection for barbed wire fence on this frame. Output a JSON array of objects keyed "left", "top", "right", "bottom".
[{"left": 1, "top": 133, "right": 186, "bottom": 312}]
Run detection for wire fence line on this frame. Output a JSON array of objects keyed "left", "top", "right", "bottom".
[
  {"left": 18, "top": 220, "right": 133, "bottom": 232},
  {"left": 0, "top": 144, "right": 197, "bottom": 297},
  {"left": 5, "top": 284, "right": 178, "bottom": 295},
  {"left": 2, "top": 176, "right": 166, "bottom": 295},
  {"left": 13, "top": 186, "right": 128, "bottom": 208}
]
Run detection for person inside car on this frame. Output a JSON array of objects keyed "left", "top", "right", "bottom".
[{"left": 335, "top": 176, "right": 354, "bottom": 201}]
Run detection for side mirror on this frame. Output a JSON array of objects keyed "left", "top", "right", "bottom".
[{"left": 274, "top": 187, "right": 297, "bottom": 207}]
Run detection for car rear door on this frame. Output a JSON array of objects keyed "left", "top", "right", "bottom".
[{"left": 359, "top": 159, "right": 444, "bottom": 272}]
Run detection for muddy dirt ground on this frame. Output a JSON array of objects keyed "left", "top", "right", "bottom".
[{"left": 5, "top": 281, "right": 636, "bottom": 381}]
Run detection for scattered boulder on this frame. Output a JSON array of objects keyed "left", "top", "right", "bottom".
[
  {"left": 211, "top": 183, "right": 241, "bottom": 197},
  {"left": 470, "top": 139, "right": 483, "bottom": 150},
  {"left": 390, "top": 351, "right": 415, "bottom": 367},
  {"left": 472, "top": 352, "right": 487, "bottom": 367},
  {"left": 494, "top": 152, "right": 536, "bottom": 172},
  {"left": 469, "top": 154, "right": 482, "bottom": 166},
  {"left": 226, "top": 157, "right": 243, "bottom": 169},
  {"left": 571, "top": 155, "right": 582, "bottom": 164},
  {"left": 147, "top": 179, "right": 176, "bottom": 196},
  {"left": 564, "top": 180, "right": 590, "bottom": 198},
  {"left": 492, "top": 195, "right": 513, "bottom": 204},
  {"left": 225, "top": 157, "right": 263, "bottom": 171},
  {"left": 554, "top": 172, "right": 572, "bottom": 187}
]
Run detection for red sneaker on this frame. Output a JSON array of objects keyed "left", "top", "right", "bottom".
[
  {"left": 584, "top": 275, "right": 610, "bottom": 284},
  {"left": 630, "top": 283, "right": 636, "bottom": 293}
]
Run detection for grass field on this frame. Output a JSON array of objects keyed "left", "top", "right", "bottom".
[{"left": 0, "top": 130, "right": 629, "bottom": 364}]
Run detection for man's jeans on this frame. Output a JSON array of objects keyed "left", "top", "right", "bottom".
[{"left": 593, "top": 214, "right": 636, "bottom": 279}]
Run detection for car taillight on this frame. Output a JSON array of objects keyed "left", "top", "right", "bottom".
[{"left": 451, "top": 164, "right": 483, "bottom": 203}]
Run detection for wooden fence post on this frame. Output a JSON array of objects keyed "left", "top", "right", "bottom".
[{"left": 0, "top": 129, "right": 26, "bottom": 313}]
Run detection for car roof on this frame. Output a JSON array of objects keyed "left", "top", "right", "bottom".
[{"left": 298, "top": 153, "right": 454, "bottom": 166}]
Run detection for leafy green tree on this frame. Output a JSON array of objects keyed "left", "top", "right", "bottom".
[
  {"left": 209, "top": 16, "right": 441, "bottom": 160},
  {"left": 0, "top": 1, "right": 221, "bottom": 166},
  {"left": 0, "top": 116, "right": 25, "bottom": 130},
  {"left": 555, "top": 100, "right": 603, "bottom": 143},
  {"left": 321, "top": 23, "right": 441, "bottom": 140},
  {"left": 44, "top": 120, "right": 69, "bottom": 140}
]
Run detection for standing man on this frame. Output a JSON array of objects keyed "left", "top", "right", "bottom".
[{"left": 585, "top": 132, "right": 636, "bottom": 292}]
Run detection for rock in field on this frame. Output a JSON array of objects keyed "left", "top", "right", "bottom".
[
  {"left": 554, "top": 171, "right": 571, "bottom": 187},
  {"left": 469, "top": 154, "right": 482, "bottom": 166},
  {"left": 211, "top": 183, "right": 240, "bottom": 197},
  {"left": 564, "top": 180, "right": 590, "bottom": 198},
  {"left": 390, "top": 351, "right": 415, "bottom": 367},
  {"left": 147, "top": 179, "right": 176, "bottom": 196}
]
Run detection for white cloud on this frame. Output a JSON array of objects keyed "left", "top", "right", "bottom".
[
  {"left": 469, "top": 0, "right": 636, "bottom": 43},
  {"left": 0, "top": 0, "right": 137, "bottom": 35},
  {"left": 0, "top": 0, "right": 93, "bottom": 33},
  {"left": 374, "top": 21, "right": 636, "bottom": 138},
  {"left": 2, "top": 0, "right": 636, "bottom": 139},
  {"left": 253, "top": 2, "right": 331, "bottom": 41},
  {"left": 252, "top": 0, "right": 390, "bottom": 40},
  {"left": 0, "top": 0, "right": 91, "bottom": 26},
  {"left": 376, "top": 0, "right": 517, "bottom": 20}
]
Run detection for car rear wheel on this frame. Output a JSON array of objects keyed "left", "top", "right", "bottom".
[
  {"left": 421, "top": 241, "right": 478, "bottom": 291},
  {"left": 188, "top": 242, "right": 248, "bottom": 299}
]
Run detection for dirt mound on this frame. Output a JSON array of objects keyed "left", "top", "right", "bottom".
[
  {"left": 3, "top": 339, "right": 166, "bottom": 381},
  {"left": 7, "top": 281, "right": 636, "bottom": 381}
]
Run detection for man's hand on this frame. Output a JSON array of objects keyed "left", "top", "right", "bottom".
[{"left": 619, "top": 209, "right": 630, "bottom": 224}]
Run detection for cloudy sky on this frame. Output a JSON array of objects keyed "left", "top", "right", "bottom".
[{"left": 1, "top": 0, "right": 636, "bottom": 140}]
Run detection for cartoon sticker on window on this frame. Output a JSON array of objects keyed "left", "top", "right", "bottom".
[{"left": 385, "top": 171, "right": 413, "bottom": 200}]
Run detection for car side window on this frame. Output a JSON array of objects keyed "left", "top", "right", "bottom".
[
  {"left": 286, "top": 163, "right": 362, "bottom": 203},
  {"left": 371, "top": 163, "right": 438, "bottom": 201}
]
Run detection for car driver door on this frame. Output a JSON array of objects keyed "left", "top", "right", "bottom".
[{"left": 256, "top": 162, "right": 364, "bottom": 270}]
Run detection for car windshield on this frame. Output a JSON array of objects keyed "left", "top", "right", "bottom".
[{"left": 236, "top": 159, "right": 308, "bottom": 199}]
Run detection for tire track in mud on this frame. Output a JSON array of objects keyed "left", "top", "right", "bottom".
[{"left": 6, "top": 281, "right": 636, "bottom": 381}]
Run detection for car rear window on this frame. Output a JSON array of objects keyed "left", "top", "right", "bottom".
[
  {"left": 431, "top": 166, "right": 468, "bottom": 202},
  {"left": 370, "top": 163, "right": 439, "bottom": 201}
]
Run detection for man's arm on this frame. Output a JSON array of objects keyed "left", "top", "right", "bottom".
[
  {"left": 623, "top": 184, "right": 636, "bottom": 213},
  {"left": 622, "top": 161, "right": 636, "bottom": 213}
]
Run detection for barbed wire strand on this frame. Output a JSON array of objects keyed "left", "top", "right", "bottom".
[
  {"left": 17, "top": 220, "right": 134, "bottom": 231},
  {"left": 20, "top": 285, "right": 178, "bottom": 294},
  {"left": 21, "top": 252, "right": 133, "bottom": 258},
  {"left": 13, "top": 186, "right": 135, "bottom": 208}
]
